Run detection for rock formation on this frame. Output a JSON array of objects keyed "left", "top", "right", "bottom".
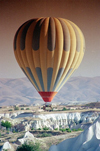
[{"left": 49, "top": 117, "right": 100, "bottom": 151}]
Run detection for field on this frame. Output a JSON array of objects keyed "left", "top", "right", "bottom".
[{"left": 0, "top": 129, "right": 82, "bottom": 151}]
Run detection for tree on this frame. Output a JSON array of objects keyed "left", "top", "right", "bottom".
[
  {"left": 62, "top": 107, "right": 67, "bottom": 111},
  {"left": 43, "top": 126, "right": 49, "bottom": 130},
  {"left": 21, "top": 108, "right": 24, "bottom": 110},
  {"left": 14, "top": 106, "right": 19, "bottom": 110},
  {"left": 1, "top": 121, "right": 12, "bottom": 130},
  {"left": 26, "top": 108, "right": 30, "bottom": 110},
  {"left": 16, "top": 142, "right": 41, "bottom": 151}
]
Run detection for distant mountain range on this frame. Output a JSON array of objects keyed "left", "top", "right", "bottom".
[{"left": 0, "top": 76, "right": 100, "bottom": 106}]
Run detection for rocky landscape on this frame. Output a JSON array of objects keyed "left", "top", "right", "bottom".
[
  {"left": 0, "top": 76, "right": 100, "bottom": 150},
  {"left": 0, "top": 110, "right": 99, "bottom": 131},
  {"left": 49, "top": 117, "right": 100, "bottom": 151},
  {"left": 1, "top": 115, "right": 100, "bottom": 151},
  {"left": 0, "top": 107, "right": 100, "bottom": 150}
]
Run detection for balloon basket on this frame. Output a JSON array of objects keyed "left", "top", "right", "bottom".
[{"left": 43, "top": 102, "right": 53, "bottom": 111}]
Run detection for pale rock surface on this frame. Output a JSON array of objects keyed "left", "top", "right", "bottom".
[
  {"left": 4, "top": 113, "right": 9, "bottom": 118},
  {"left": 18, "top": 131, "right": 35, "bottom": 144},
  {"left": 25, "top": 123, "right": 30, "bottom": 131},
  {"left": 1, "top": 141, "right": 12, "bottom": 151},
  {"left": 32, "top": 112, "right": 99, "bottom": 130},
  {"left": 49, "top": 117, "right": 100, "bottom": 151},
  {"left": 0, "top": 114, "right": 4, "bottom": 118}
]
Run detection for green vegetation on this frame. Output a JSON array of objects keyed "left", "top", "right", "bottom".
[
  {"left": 21, "top": 108, "right": 24, "bottom": 110},
  {"left": 62, "top": 107, "right": 68, "bottom": 111},
  {"left": 72, "top": 128, "right": 83, "bottom": 132},
  {"left": 14, "top": 106, "right": 19, "bottom": 110},
  {"left": 8, "top": 109, "right": 13, "bottom": 111},
  {"left": 54, "top": 128, "right": 58, "bottom": 130},
  {"left": 66, "top": 128, "right": 71, "bottom": 132},
  {"left": 31, "top": 128, "right": 34, "bottom": 130},
  {"left": 43, "top": 127, "right": 49, "bottom": 130},
  {"left": 62, "top": 107, "right": 71, "bottom": 111},
  {"left": 1, "top": 121, "right": 12, "bottom": 130},
  {"left": 12, "top": 130, "right": 16, "bottom": 133},
  {"left": 38, "top": 128, "right": 42, "bottom": 130},
  {"left": 59, "top": 128, "right": 66, "bottom": 132},
  {"left": 59, "top": 128, "right": 71, "bottom": 132},
  {"left": 16, "top": 142, "right": 41, "bottom": 151},
  {"left": 26, "top": 108, "right": 30, "bottom": 110},
  {"left": 59, "top": 128, "right": 82, "bottom": 133},
  {"left": 37, "top": 132, "right": 52, "bottom": 137}
]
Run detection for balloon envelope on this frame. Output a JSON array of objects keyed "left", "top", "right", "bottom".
[{"left": 14, "top": 17, "right": 85, "bottom": 102}]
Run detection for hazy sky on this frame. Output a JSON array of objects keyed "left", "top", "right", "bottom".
[{"left": 0, "top": 0, "right": 100, "bottom": 78}]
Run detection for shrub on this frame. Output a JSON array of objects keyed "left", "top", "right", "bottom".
[
  {"left": 62, "top": 107, "right": 67, "bottom": 111},
  {"left": 59, "top": 125, "right": 62, "bottom": 128},
  {"left": 66, "top": 128, "right": 71, "bottom": 132},
  {"left": 43, "top": 127, "right": 49, "bottom": 130},
  {"left": 31, "top": 128, "right": 34, "bottom": 130},
  {"left": 67, "top": 129, "right": 71, "bottom": 132},
  {"left": 38, "top": 128, "right": 42, "bottom": 130},
  {"left": 26, "top": 108, "right": 30, "bottom": 110},
  {"left": 16, "top": 142, "right": 41, "bottom": 151},
  {"left": 77, "top": 128, "right": 82, "bottom": 131},
  {"left": 61, "top": 129, "right": 66, "bottom": 132},
  {"left": 21, "top": 108, "right": 24, "bottom": 110},
  {"left": 12, "top": 130, "right": 16, "bottom": 133},
  {"left": 8, "top": 109, "right": 13, "bottom": 111},
  {"left": 59, "top": 128, "right": 66, "bottom": 132},
  {"left": 72, "top": 128, "right": 82, "bottom": 132},
  {"left": 14, "top": 107, "right": 19, "bottom": 110},
  {"left": 54, "top": 128, "right": 58, "bottom": 130},
  {"left": 72, "top": 129, "right": 77, "bottom": 131},
  {"left": 37, "top": 132, "right": 52, "bottom": 137},
  {"left": 41, "top": 132, "right": 52, "bottom": 137},
  {"left": 1, "top": 121, "right": 12, "bottom": 130}
]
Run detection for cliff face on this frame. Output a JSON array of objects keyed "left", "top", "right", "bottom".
[
  {"left": 49, "top": 117, "right": 100, "bottom": 151},
  {"left": 0, "top": 111, "right": 98, "bottom": 131}
]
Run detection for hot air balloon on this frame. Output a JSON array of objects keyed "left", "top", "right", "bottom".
[{"left": 14, "top": 17, "right": 85, "bottom": 103}]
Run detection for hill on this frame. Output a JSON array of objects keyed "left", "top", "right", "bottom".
[
  {"left": 0, "top": 76, "right": 100, "bottom": 106},
  {"left": 83, "top": 102, "right": 100, "bottom": 108}
]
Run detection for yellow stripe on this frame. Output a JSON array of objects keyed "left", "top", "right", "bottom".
[
  {"left": 55, "top": 19, "right": 76, "bottom": 91},
  {"left": 60, "top": 51, "right": 70, "bottom": 68},
  {"left": 40, "top": 18, "right": 49, "bottom": 91},
  {"left": 15, "top": 23, "right": 39, "bottom": 91},
  {"left": 68, "top": 20, "right": 85, "bottom": 69},
  {"left": 47, "top": 50, "right": 54, "bottom": 68},
  {"left": 50, "top": 18, "right": 63, "bottom": 91},
  {"left": 57, "top": 69, "right": 75, "bottom": 92},
  {"left": 70, "top": 52, "right": 80, "bottom": 68},
  {"left": 57, "top": 52, "right": 84, "bottom": 92},
  {"left": 25, "top": 20, "right": 42, "bottom": 91},
  {"left": 75, "top": 51, "right": 84, "bottom": 69},
  {"left": 57, "top": 20, "right": 85, "bottom": 92}
]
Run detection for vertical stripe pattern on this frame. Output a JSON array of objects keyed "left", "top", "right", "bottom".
[{"left": 13, "top": 17, "right": 85, "bottom": 102}]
